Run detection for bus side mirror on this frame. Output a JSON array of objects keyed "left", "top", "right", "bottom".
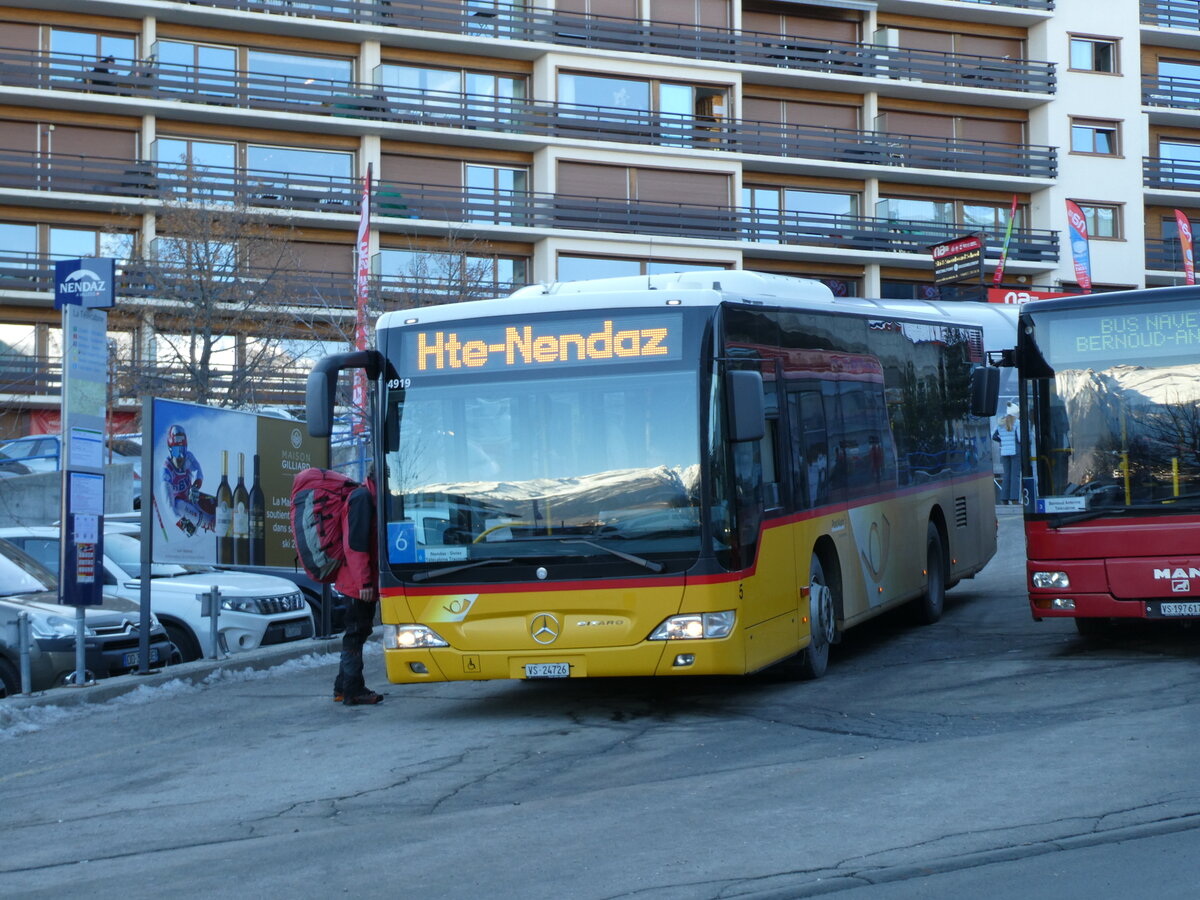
[
  {"left": 970, "top": 365, "right": 999, "bottom": 418},
  {"left": 305, "top": 350, "right": 384, "bottom": 439},
  {"left": 726, "top": 370, "right": 765, "bottom": 443}
]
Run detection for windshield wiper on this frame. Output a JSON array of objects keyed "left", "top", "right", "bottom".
[
  {"left": 560, "top": 539, "right": 664, "bottom": 573},
  {"left": 411, "top": 557, "right": 514, "bottom": 583},
  {"left": 1050, "top": 493, "right": 1200, "bottom": 528}
]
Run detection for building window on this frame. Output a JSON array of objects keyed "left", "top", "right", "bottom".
[
  {"left": 376, "top": 249, "right": 528, "bottom": 302},
  {"left": 464, "top": 165, "right": 528, "bottom": 224},
  {"left": 556, "top": 255, "right": 726, "bottom": 281},
  {"left": 378, "top": 64, "right": 526, "bottom": 123},
  {"left": 50, "top": 28, "right": 136, "bottom": 62},
  {"left": 742, "top": 187, "right": 858, "bottom": 242},
  {"left": 1076, "top": 203, "right": 1122, "bottom": 239},
  {"left": 1069, "top": 36, "right": 1118, "bottom": 74},
  {"left": 557, "top": 71, "right": 728, "bottom": 145},
  {"left": 49, "top": 227, "right": 134, "bottom": 262},
  {"left": 1070, "top": 118, "right": 1120, "bottom": 156}
]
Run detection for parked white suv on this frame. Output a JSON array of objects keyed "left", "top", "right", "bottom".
[{"left": 0, "top": 524, "right": 315, "bottom": 661}]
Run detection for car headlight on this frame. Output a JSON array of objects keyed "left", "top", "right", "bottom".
[
  {"left": 383, "top": 624, "right": 449, "bottom": 649},
  {"left": 221, "top": 596, "right": 264, "bottom": 614},
  {"left": 29, "top": 613, "right": 93, "bottom": 639},
  {"left": 648, "top": 611, "right": 735, "bottom": 641},
  {"left": 1031, "top": 571, "right": 1070, "bottom": 589}
]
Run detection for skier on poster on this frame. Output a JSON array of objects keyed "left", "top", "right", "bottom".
[{"left": 162, "top": 424, "right": 215, "bottom": 536}]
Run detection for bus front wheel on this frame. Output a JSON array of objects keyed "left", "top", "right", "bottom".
[
  {"left": 912, "top": 522, "right": 946, "bottom": 625},
  {"left": 797, "top": 553, "right": 836, "bottom": 680}
]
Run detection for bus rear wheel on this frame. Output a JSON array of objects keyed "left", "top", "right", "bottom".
[
  {"left": 797, "top": 553, "right": 836, "bottom": 680},
  {"left": 912, "top": 522, "right": 946, "bottom": 625}
]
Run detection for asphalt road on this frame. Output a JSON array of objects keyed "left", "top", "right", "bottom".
[{"left": 2, "top": 508, "right": 1199, "bottom": 899}]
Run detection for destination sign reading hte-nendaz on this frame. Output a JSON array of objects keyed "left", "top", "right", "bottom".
[{"left": 404, "top": 315, "right": 683, "bottom": 373}]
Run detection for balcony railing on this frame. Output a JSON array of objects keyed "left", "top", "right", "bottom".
[
  {"left": 0, "top": 250, "right": 522, "bottom": 311},
  {"left": 0, "top": 151, "right": 1061, "bottom": 262},
  {"left": 0, "top": 353, "right": 313, "bottom": 405},
  {"left": 1144, "top": 156, "right": 1200, "bottom": 191},
  {"left": 1146, "top": 237, "right": 1192, "bottom": 272},
  {"left": 0, "top": 49, "right": 1057, "bottom": 178},
  {"left": 1142, "top": 0, "right": 1200, "bottom": 30},
  {"left": 389, "top": 181, "right": 1060, "bottom": 261},
  {"left": 1143, "top": 74, "right": 1200, "bottom": 110},
  {"left": 162, "top": 0, "right": 1055, "bottom": 93}
]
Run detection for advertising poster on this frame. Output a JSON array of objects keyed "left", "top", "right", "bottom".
[
  {"left": 930, "top": 234, "right": 984, "bottom": 286},
  {"left": 151, "top": 398, "right": 328, "bottom": 566}
]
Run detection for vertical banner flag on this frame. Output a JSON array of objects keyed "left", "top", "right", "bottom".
[
  {"left": 352, "top": 163, "right": 372, "bottom": 435},
  {"left": 1065, "top": 199, "right": 1092, "bottom": 294},
  {"left": 1175, "top": 209, "right": 1195, "bottom": 286},
  {"left": 991, "top": 194, "right": 1019, "bottom": 286}
]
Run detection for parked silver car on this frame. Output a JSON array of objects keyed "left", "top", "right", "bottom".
[{"left": 0, "top": 538, "right": 175, "bottom": 696}]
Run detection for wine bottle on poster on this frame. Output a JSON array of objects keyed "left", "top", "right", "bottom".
[
  {"left": 248, "top": 453, "right": 266, "bottom": 566},
  {"left": 215, "top": 450, "right": 233, "bottom": 564},
  {"left": 233, "top": 451, "right": 249, "bottom": 565}
]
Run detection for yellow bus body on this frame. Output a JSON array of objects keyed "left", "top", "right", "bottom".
[{"left": 380, "top": 473, "right": 994, "bottom": 682}]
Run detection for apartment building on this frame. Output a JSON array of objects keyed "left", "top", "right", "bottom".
[{"left": 0, "top": 0, "right": 1196, "bottom": 431}]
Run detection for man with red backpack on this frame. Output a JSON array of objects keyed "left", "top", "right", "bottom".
[{"left": 333, "top": 464, "right": 384, "bottom": 705}]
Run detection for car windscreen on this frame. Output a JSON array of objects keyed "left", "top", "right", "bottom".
[
  {"left": 104, "top": 532, "right": 198, "bottom": 576},
  {"left": 0, "top": 537, "right": 56, "bottom": 595}
]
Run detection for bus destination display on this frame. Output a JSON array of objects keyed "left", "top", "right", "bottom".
[
  {"left": 1045, "top": 306, "right": 1200, "bottom": 367},
  {"left": 404, "top": 314, "right": 683, "bottom": 374}
]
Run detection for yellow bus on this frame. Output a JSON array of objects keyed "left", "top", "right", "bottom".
[{"left": 307, "top": 270, "right": 998, "bottom": 681}]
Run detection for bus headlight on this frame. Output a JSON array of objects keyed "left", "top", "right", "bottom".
[
  {"left": 648, "top": 611, "right": 735, "bottom": 641},
  {"left": 1032, "top": 571, "right": 1070, "bottom": 589},
  {"left": 383, "top": 624, "right": 449, "bottom": 649}
]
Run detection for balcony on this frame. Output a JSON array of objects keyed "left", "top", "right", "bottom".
[
  {"left": 1146, "top": 237, "right": 1190, "bottom": 272},
  {"left": 1143, "top": 74, "right": 1200, "bottom": 110},
  {"left": 0, "top": 55, "right": 1060, "bottom": 181},
  {"left": 120, "top": 0, "right": 1055, "bottom": 95},
  {"left": 0, "top": 352, "right": 313, "bottom": 407},
  {"left": 1142, "top": 0, "right": 1200, "bottom": 30},
  {"left": 384, "top": 181, "right": 1060, "bottom": 262},
  {"left": 0, "top": 251, "right": 522, "bottom": 312},
  {"left": 1144, "top": 156, "right": 1200, "bottom": 192}
]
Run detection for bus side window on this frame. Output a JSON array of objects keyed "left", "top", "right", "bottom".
[
  {"left": 761, "top": 417, "right": 782, "bottom": 510},
  {"left": 790, "top": 390, "right": 829, "bottom": 509}
]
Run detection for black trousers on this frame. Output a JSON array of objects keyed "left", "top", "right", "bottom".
[{"left": 334, "top": 597, "right": 376, "bottom": 698}]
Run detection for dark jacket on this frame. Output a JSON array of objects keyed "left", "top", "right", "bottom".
[{"left": 334, "top": 477, "right": 377, "bottom": 600}]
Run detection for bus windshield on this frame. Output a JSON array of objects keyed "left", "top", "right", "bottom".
[
  {"left": 383, "top": 366, "right": 703, "bottom": 572},
  {"left": 1023, "top": 297, "right": 1200, "bottom": 512}
]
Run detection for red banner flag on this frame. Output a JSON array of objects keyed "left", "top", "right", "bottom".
[
  {"left": 1176, "top": 209, "right": 1195, "bottom": 286},
  {"left": 351, "top": 164, "right": 372, "bottom": 435},
  {"left": 1065, "top": 200, "right": 1092, "bottom": 294}
]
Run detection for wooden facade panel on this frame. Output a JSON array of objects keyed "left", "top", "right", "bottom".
[
  {"left": 0, "top": 119, "right": 36, "bottom": 153},
  {"left": 634, "top": 168, "right": 729, "bottom": 205},
  {"left": 50, "top": 125, "right": 136, "bottom": 160},
  {"left": 558, "top": 161, "right": 629, "bottom": 199},
  {"left": 381, "top": 154, "right": 462, "bottom": 187}
]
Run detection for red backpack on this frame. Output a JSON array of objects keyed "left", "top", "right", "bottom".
[{"left": 290, "top": 468, "right": 359, "bottom": 583}]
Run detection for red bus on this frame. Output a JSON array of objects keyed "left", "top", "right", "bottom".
[{"left": 1014, "top": 285, "right": 1200, "bottom": 633}]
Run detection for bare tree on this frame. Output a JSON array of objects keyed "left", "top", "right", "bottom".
[{"left": 118, "top": 186, "right": 321, "bottom": 408}]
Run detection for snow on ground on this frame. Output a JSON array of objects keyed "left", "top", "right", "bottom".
[{"left": 0, "top": 644, "right": 381, "bottom": 740}]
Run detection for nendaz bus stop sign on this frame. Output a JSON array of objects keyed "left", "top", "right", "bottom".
[
  {"left": 55, "top": 258, "right": 115, "bottom": 614},
  {"left": 55, "top": 258, "right": 115, "bottom": 310}
]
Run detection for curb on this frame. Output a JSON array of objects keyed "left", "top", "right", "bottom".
[{"left": 5, "top": 635, "right": 345, "bottom": 710}]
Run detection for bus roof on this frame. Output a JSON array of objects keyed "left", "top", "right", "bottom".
[{"left": 376, "top": 270, "right": 1000, "bottom": 333}]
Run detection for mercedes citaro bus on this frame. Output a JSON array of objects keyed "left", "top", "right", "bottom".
[{"left": 306, "top": 270, "right": 998, "bottom": 682}]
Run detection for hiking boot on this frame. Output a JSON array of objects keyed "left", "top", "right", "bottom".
[
  {"left": 343, "top": 690, "right": 383, "bottom": 706},
  {"left": 333, "top": 692, "right": 343, "bottom": 702}
]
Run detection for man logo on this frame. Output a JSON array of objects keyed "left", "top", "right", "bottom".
[{"left": 530, "top": 613, "right": 560, "bottom": 644}]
